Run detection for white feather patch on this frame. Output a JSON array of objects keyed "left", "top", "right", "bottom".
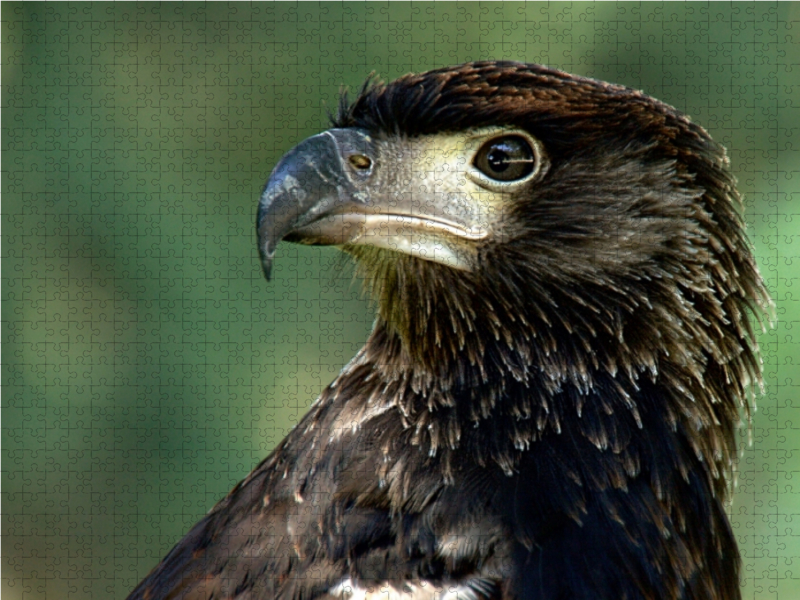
[{"left": 329, "top": 578, "right": 482, "bottom": 600}]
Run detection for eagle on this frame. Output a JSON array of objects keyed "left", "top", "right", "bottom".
[{"left": 128, "top": 62, "right": 769, "bottom": 600}]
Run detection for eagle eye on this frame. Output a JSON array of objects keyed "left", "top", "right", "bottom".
[{"left": 474, "top": 136, "right": 535, "bottom": 182}]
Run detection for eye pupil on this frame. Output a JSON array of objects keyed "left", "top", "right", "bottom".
[
  {"left": 474, "top": 135, "right": 537, "bottom": 183},
  {"left": 487, "top": 149, "right": 510, "bottom": 172}
]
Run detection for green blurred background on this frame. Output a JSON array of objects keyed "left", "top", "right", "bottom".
[{"left": 3, "top": 2, "right": 799, "bottom": 598}]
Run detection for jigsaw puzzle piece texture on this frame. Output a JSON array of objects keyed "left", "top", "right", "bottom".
[{"left": 3, "top": 3, "right": 799, "bottom": 599}]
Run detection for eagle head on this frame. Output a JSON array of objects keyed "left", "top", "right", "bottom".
[{"left": 258, "top": 62, "right": 768, "bottom": 400}]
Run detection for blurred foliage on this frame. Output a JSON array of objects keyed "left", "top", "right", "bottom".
[{"left": 2, "top": 3, "right": 799, "bottom": 599}]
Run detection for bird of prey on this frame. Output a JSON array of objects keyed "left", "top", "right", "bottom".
[{"left": 129, "top": 62, "right": 769, "bottom": 600}]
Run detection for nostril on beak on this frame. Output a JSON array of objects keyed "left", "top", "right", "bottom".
[{"left": 348, "top": 154, "right": 372, "bottom": 170}]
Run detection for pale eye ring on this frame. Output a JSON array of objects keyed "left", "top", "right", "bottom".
[
  {"left": 473, "top": 136, "right": 536, "bottom": 182},
  {"left": 467, "top": 130, "right": 547, "bottom": 191}
]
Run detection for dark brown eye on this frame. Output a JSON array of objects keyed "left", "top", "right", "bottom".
[{"left": 474, "top": 136, "right": 536, "bottom": 182}]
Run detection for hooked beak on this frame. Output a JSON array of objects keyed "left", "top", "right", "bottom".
[
  {"left": 257, "top": 128, "right": 491, "bottom": 280},
  {"left": 256, "top": 129, "right": 375, "bottom": 279}
]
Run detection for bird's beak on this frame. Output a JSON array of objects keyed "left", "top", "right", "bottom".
[
  {"left": 258, "top": 128, "right": 494, "bottom": 279},
  {"left": 257, "top": 129, "right": 376, "bottom": 279}
]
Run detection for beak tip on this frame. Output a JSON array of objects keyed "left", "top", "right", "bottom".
[
  {"left": 257, "top": 129, "right": 369, "bottom": 285},
  {"left": 260, "top": 250, "right": 275, "bottom": 281}
]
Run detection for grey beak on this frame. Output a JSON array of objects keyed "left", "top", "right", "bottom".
[{"left": 256, "top": 129, "right": 374, "bottom": 280}]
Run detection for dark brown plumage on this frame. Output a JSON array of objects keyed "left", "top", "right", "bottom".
[{"left": 128, "top": 62, "right": 769, "bottom": 600}]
